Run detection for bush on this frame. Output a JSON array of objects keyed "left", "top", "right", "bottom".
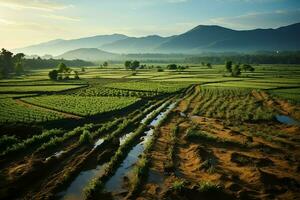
[
  {"left": 0, "top": 135, "right": 19, "bottom": 152},
  {"left": 79, "top": 130, "right": 92, "bottom": 145},
  {"left": 198, "top": 181, "right": 222, "bottom": 193},
  {"left": 172, "top": 180, "right": 185, "bottom": 191}
]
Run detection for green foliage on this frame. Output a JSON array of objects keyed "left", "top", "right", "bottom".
[
  {"left": 172, "top": 180, "right": 186, "bottom": 191},
  {"left": 79, "top": 130, "right": 93, "bottom": 145},
  {"left": 194, "top": 87, "right": 275, "bottom": 123},
  {"left": 206, "top": 63, "right": 212, "bottom": 68},
  {"left": 231, "top": 64, "right": 241, "bottom": 77},
  {"left": 167, "top": 64, "right": 177, "bottom": 70},
  {"left": 1, "top": 129, "right": 63, "bottom": 157},
  {"left": 242, "top": 64, "right": 255, "bottom": 72},
  {"left": 0, "top": 98, "right": 64, "bottom": 123},
  {"left": 131, "top": 60, "right": 140, "bottom": 71},
  {"left": 125, "top": 60, "right": 131, "bottom": 69},
  {"left": 0, "top": 48, "right": 24, "bottom": 78},
  {"left": 225, "top": 61, "right": 232, "bottom": 72},
  {"left": 23, "top": 95, "right": 139, "bottom": 116},
  {"left": 84, "top": 178, "right": 104, "bottom": 199},
  {"left": 105, "top": 81, "right": 189, "bottom": 93},
  {"left": 103, "top": 61, "right": 108, "bottom": 67},
  {"left": 0, "top": 135, "right": 19, "bottom": 152},
  {"left": 83, "top": 100, "right": 172, "bottom": 199},
  {"left": 48, "top": 69, "right": 58, "bottom": 80},
  {"left": 198, "top": 181, "right": 222, "bottom": 193},
  {"left": 124, "top": 60, "right": 140, "bottom": 71}
]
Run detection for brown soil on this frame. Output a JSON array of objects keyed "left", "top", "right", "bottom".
[
  {"left": 136, "top": 87, "right": 300, "bottom": 200},
  {"left": 2, "top": 87, "right": 300, "bottom": 200},
  {"left": 252, "top": 90, "right": 300, "bottom": 120}
]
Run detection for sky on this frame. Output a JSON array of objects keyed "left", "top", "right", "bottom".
[{"left": 0, "top": 0, "right": 300, "bottom": 49}]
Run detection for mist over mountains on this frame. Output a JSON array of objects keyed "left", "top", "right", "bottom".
[{"left": 14, "top": 22, "right": 300, "bottom": 60}]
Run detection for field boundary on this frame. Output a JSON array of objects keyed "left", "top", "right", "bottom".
[{"left": 15, "top": 98, "right": 82, "bottom": 119}]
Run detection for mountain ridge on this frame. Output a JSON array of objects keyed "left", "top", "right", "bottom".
[{"left": 14, "top": 22, "right": 300, "bottom": 56}]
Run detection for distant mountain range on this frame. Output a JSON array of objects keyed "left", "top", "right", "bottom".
[
  {"left": 15, "top": 34, "right": 128, "bottom": 56},
  {"left": 55, "top": 48, "right": 119, "bottom": 61},
  {"left": 14, "top": 22, "right": 300, "bottom": 60}
]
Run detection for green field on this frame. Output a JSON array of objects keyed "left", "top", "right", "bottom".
[
  {"left": 0, "top": 63, "right": 300, "bottom": 200},
  {"left": 22, "top": 95, "right": 140, "bottom": 116}
]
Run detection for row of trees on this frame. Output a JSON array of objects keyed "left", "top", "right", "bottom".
[
  {"left": 124, "top": 61, "right": 191, "bottom": 72},
  {"left": 0, "top": 48, "right": 94, "bottom": 79},
  {"left": 225, "top": 61, "right": 255, "bottom": 77},
  {"left": 0, "top": 48, "right": 25, "bottom": 78},
  {"left": 186, "top": 52, "right": 300, "bottom": 64},
  {"left": 124, "top": 60, "right": 140, "bottom": 71},
  {"left": 48, "top": 63, "right": 79, "bottom": 80},
  {"left": 166, "top": 64, "right": 188, "bottom": 71}
]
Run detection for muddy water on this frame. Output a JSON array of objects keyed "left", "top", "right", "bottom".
[
  {"left": 56, "top": 137, "right": 105, "bottom": 200},
  {"left": 56, "top": 102, "right": 175, "bottom": 200},
  {"left": 105, "top": 129, "right": 154, "bottom": 193},
  {"left": 276, "top": 115, "right": 300, "bottom": 126},
  {"left": 57, "top": 163, "right": 108, "bottom": 200},
  {"left": 104, "top": 102, "right": 176, "bottom": 194},
  {"left": 140, "top": 102, "right": 168, "bottom": 124}
]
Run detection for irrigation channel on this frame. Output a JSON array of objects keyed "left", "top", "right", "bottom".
[
  {"left": 56, "top": 100, "right": 177, "bottom": 200},
  {"left": 276, "top": 115, "right": 300, "bottom": 126}
]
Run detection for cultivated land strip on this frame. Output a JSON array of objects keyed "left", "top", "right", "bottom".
[
  {"left": 14, "top": 98, "right": 82, "bottom": 119},
  {"left": 137, "top": 86, "right": 300, "bottom": 200}
]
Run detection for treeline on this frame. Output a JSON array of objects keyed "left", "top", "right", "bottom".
[
  {"left": 0, "top": 48, "right": 93, "bottom": 79},
  {"left": 185, "top": 52, "right": 300, "bottom": 64},
  {"left": 23, "top": 58, "right": 94, "bottom": 69},
  {"left": 0, "top": 49, "right": 25, "bottom": 78}
]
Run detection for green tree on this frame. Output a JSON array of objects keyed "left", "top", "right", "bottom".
[
  {"left": 242, "top": 64, "right": 255, "bottom": 72},
  {"left": 103, "top": 61, "right": 108, "bottom": 67},
  {"left": 74, "top": 71, "right": 80, "bottom": 80},
  {"left": 130, "top": 60, "right": 140, "bottom": 71},
  {"left": 225, "top": 61, "right": 233, "bottom": 72},
  {"left": 124, "top": 61, "right": 131, "bottom": 70},
  {"left": 13, "top": 53, "right": 25, "bottom": 76},
  {"left": 232, "top": 64, "right": 241, "bottom": 77},
  {"left": 206, "top": 63, "right": 212, "bottom": 68},
  {"left": 167, "top": 64, "right": 177, "bottom": 70},
  {"left": 178, "top": 66, "right": 186, "bottom": 71},
  {"left": 15, "top": 63, "right": 24, "bottom": 76},
  {"left": 57, "top": 63, "right": 68, "bottom": 73},
  {"left": 0, "top": 48, "right": 14, "bottom": 78},
  {"left": 48, "top": 70, "right": 58, "bottom": 80}
]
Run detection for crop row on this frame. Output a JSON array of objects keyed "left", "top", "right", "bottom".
[
  {"left": 22, "top": 95, "right": 140, "bottom": 116},
  {"left": 105, "top": 81, "right": 189, "bottom": 93},
  {"left": 193, "top": 87, "right": 275, "bottom": 123},
  {"left": 73, "top": 86, "right": 161, "bottom": 98},
  {"left": 84, "top": 98, "right": 175, "bottom": 199},
  {"left": 0, "top": 98, "right": 64, "bottom": 123},
  {"left": 0, "top": 85, "right": 82, "bottom": 93}
]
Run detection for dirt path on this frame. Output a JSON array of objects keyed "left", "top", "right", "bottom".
[{"left": 15, "top": 98, "right": 82, "bottom": 119}]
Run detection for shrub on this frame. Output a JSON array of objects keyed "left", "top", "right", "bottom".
[
  {"left": 79, "top": 130, "right": 92, "bottom": 145},
  {"left": 198, "top": 181, "right": 222, "bottom": 193},
  {"left": 172, "top": 180, "right": 185, "bottom": 191}
]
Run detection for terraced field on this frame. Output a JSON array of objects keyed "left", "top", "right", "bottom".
[{"left": 0, "top": 64, "right": 299, "bottom": 200}]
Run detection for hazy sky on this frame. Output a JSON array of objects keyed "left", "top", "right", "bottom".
[{"left": 0, "top": 0, "right": 299, "bottom": 49}]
